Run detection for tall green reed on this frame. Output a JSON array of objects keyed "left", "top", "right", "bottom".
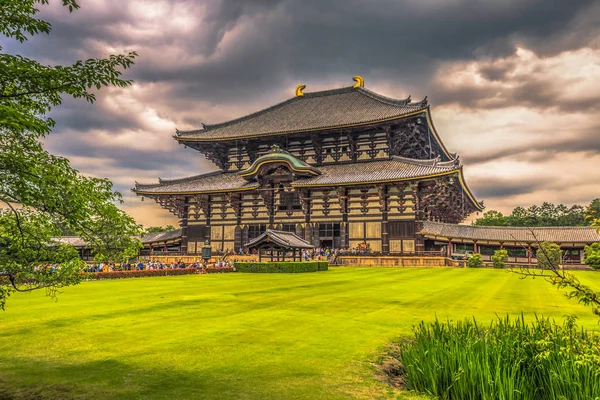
[{"left": 388, "top": 315, "right": 600, "bottom": 400}]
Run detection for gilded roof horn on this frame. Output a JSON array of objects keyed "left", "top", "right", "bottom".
[
  {"left": 352, "top": 76, "right": 364, "bottom": 88},
  {"left": 295, "top": 84, "right": 306, "bottom": 97}
]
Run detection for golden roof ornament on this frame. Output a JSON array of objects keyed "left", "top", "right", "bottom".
[
  {"left": 352, "top": 76, "right": 364, "bottom": 88},
  {"left": 295, "top": 84, "right": 306, "bottom": 97}
]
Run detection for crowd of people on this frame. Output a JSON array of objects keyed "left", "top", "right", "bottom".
[{"left": 84, "top": 260, "right": 235, "bottom": 273}]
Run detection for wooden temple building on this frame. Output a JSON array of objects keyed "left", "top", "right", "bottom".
[{"left": 133, "top": 77, "right": 484, "bottom": 255}]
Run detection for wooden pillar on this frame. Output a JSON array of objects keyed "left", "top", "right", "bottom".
[
  {"left": 447, "top": 238, "right": 453, "bottom": 258},
  {"left": 380, "top": 184, "right": 389, "bottom": 255},
  {"left": 180, "top": 197, "right": 189, "bottom": 254},
  {"left": 269, "top": 183, "right": 275, "bottom": 229},
  {"left": 473, "top": 241, "right": 477, "bottom": 253},
  {"left": 205, "top": 195, "right": 212, "bottom": 243},
  {"left": 341, "top": 188, "right": 349, "bottom": 249},
  {"left": 304, "top": 190, "right": 311, "bottom": 240},
  {"left": 312, "top": 222, "right": 320, "bottom": 247},
  {"left": 527, "top": 244, "right": 532, "bottom": 264}
]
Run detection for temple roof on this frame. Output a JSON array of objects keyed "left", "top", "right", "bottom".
[
  {"left": 175, "top": 86, "right": 428, "bottom": 142},
  {"left": 245, "top": 230, "right": 314, "bottom": 249},
  {"left": 239, "top": 145, "right": 322, "bottom": 180},
  {"left": 293, "top": 156, "right": 458, "bottom": 187},
  {"left": 53, "top": 229, "right": 183, "bottom": 249},
  {"left": 419, "top": 222, "right": 600, "bottom": 244},
  {"left": 134, "top": 171, "right": 259, "bottom": 194},
  {"left": 133, "top": 157, "right": 461, "bottom": 195}
]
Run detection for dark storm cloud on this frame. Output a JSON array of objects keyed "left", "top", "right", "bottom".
[
  {"left": 6, "top": 0, "right": 598, "bottom": 102},
  {"left": 469, "top": 176, "right": 554, "bottom": 199},
  {"left": 4, "top": 0, "right": 600, "bottom": 224},
  {"left": 462, "top": 127, "right": 600, "bottom": 166},
  {"left": 50, "top": 98, "right": 140, "bottom": 133}
]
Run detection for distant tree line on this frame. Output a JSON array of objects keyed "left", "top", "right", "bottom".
[{"left": 473, "top": 199, "right": 600, "bottom": 227}]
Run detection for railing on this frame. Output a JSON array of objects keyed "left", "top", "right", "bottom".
[{"left": 336, "top": 250, "right": 445, "bottom": 257}]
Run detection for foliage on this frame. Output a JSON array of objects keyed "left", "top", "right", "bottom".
[
  {"left": 81, "top": 268, "right": 197, "bottom": 280},
  {"left": 584, "top": 198, "right": 600, "bottom": 227},
  {"left": 473, "top": 201, "right": 598, "bottom": 227},
  {"left": 387, "top": 315, "right": 600, "bottom": 400},
  {"left": 584, "top": 243, "right": 600, "bottom": 270},
  {"left": 536, "top": 242, "right": 563, "bottom": 270},
  {"left": 144, "top": 225, "right": 177, "bottom": 234},
  {"left": 0, "top": 0, "right": 142, "bottom": 308},
  {"left": 491, "top": 249, "right": 508, "bottom": 269},
  {"left": 234, "top": 261, "right": 325, "bottom": 273},
  {"left": 0, "top": 209, "right": 83, "bottom": 310},
  {"left": 317, "top": 261, "right": 329, "bottom": 271},
  {"left": 510, "top": 230, "right": 600, "bottom": 318},
  {"left": 472, "top": 210, "right": 507, "bottom": 226},
  {"left": 466, "top": 253, "right": 483, "bottom": 268}
]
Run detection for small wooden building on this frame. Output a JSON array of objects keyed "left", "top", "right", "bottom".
[{"left": 245, "top": 229, "right": 314, "bottom": 261}]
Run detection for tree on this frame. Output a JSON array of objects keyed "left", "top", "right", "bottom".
[
  {"left": 467, "top": 253, "right": 483, "bottom": 268},
  {"left": 472, "top": 210, "right": 507, "bottom": 226},
  {"left": 509, "top": 229, "right": 600, "bottom": 318},
  {"left": 536, "top": 242, "right": 562, "bottom": 270},
  {"left": 475, "top": 203, "right": 587, "bottom": 227},
  {"left": 144, "top": 225, "right": 176, "bottom": 234},
  {"left": 491, "top": 249, "right": 508, "bottom": 269},
  {"left": 585, "top": 198, "right": 600, "bottom": 227},
  {"left": 0, "top": 0, "right": 142, "bottom": 310},
  {"left": 583, "top": 243, "right": 600, "bottom": 271}
]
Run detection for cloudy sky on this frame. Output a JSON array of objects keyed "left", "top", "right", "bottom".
[{"left": 4, "top": 0, "right": 600, "bottom": 227}]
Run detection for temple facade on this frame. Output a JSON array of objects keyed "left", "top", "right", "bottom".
[{"left": 133, "top": 77, "right": 483, "bottom": 255}]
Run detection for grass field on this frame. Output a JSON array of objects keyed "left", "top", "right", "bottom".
[{"left": 1, "top": 267, "right": 599, "bottom": 399}]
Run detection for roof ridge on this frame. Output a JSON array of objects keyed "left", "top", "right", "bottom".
[
  {"left": 176, "top": 85, "right": 423, "bottom": 137},
  {"left": 158, "top": 170, "right": 222, "bottom": 184},
  {"left": 391, "top": 155, "right": 458, "bottom": 169},
  {"left": 357, "top": 87, "right": 416, "bottom": 106},
  {"left": 177, "top": 96, "right": 303, "bottom": 136},
  {"left": 426, "top": 221, "right": 597, "bottom": 230}
]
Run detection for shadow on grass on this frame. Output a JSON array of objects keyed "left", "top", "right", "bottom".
[
  {"left": 0, "top": 355, "right": 328, "bottom": 400},
  {"left": 0, "top": 357, "right": 211, "bottom": 400}
]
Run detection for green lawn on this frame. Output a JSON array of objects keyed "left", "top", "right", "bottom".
[{"left": 1, "top": 267, "right": 599, "bottom": 399}]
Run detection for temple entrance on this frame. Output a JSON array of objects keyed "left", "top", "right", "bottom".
[
  {"left": 318, "top": 223, "right": 341, "bottom": 249},
  {"left": 320, "top": 240, "right": 333, "bottom": 249}
]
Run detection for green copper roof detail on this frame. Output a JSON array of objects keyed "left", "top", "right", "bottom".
[{"left": 239, "top": 145, "right": 322, "bottom": 180}]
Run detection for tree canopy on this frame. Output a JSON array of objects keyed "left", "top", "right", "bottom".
[
  {"left": 144, "top": 225, "right": 177, "bottom": 235},
  {"left": 0, "top": 0, "right": 142, "bottom": 309},
  {"left": 473, "top": 200, "right": 598, "bottom": 227}
]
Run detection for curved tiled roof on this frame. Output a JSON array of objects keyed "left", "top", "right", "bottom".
[
  {"left": 245, "top": 230, "right": 314, "bottom": 249},
  {"left": 134, "top": 171, "right": 259, "bottom": 194},
  {"left": 293, "top": 156, "right": 457, "bottom": 187},
  {"left": 52, "top": 229, "right": 183, "bottom": 248},
  {"left": 420, "top": 222, "right": 600, "bottom": 244},
  {"left": 139, "top": 229, "right": 183, "bottom": 244},
  {"left": 175, "top": 86, "right": 427, "bottom": 141},
  {"left": 134, "top": 158, "right": 458, "bottom": 195}
]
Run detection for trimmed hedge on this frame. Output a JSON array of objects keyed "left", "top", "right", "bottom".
[
  {"left": 81, "top": 268, "right": 197, "bottom": 280},
  {"left": 235, "top": 261, "right": 327, "bottom": 273},
  {"left": 205, "top": 267, "right": 235, "bottom": 274},
  {"left": 317, "top": 261, "right": 329, "bottom": 271}
]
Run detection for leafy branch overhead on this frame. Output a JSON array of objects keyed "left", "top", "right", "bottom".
[{"left": 0, "top": 0, "right": 142, "bottom": 310}]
